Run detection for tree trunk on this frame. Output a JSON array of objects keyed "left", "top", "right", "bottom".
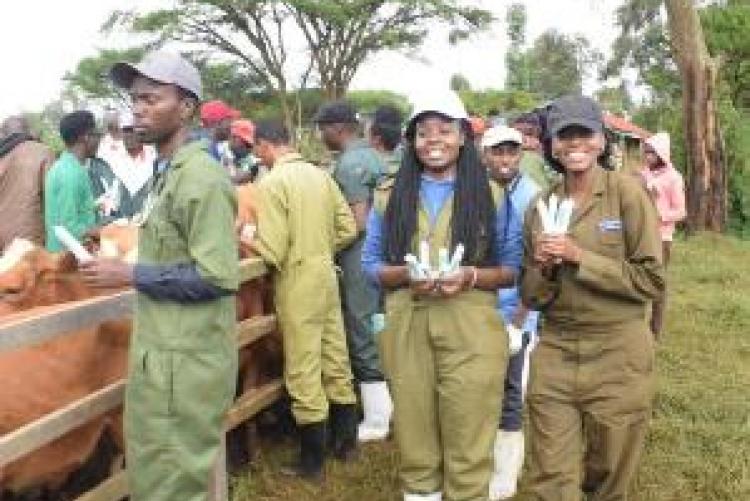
[
  {"left": 274, "top": 80, "right": 295, "bottom": 145},
  {"left": 665, "top": 0, "right": 726, "bottom": 232},
  {"left": 321, "top": 78, "right": 348, "bottom": 101}
]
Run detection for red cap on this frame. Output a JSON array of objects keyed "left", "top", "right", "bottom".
[
  {"left": 200, "top": 100, "right": 240, "bottom": 127},
  {"left": 230, "top": 119, "right": 255, "bottom": 145}
]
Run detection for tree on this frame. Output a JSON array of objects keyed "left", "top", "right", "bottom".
[
  {"left": 450, "top": 73, "right": 472, "bottom": 93},
  {"left": 458, "top": 89, "right": 539, "bottom": 117},
  {"left": 665, "top": 0, "right": 726, "bottom": 231},
  {"left": 504, "top": 3, "right": 531, "bottom": 92},
  {"left": 595, "top": 83, "right": 634, "bottom": 115},
  {"left": 604, "top": 0, "right": 680, "bottom": 103},
  {"left": 290, "top": 1, "right": 493, "bottom": 99},
  {"left": 607, "top": 0, "right": 750, "bottom": 233},
  {"left": 524, "top": 30, "right": 602, "bottom": 101},
  {"left": 64, "top": 48, "right": 267, "bottom": 114},
  {"left": 701, "top": 1, "right": 750, "bottom": 109},
  {"left": 105, "top": 1, "right": 493, "bottom": 128},
  {"left": 64, "top": 48, "right": 147, "bottom": 106}
]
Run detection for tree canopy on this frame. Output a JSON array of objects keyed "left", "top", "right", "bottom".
[{"left": 102, "top": 0, "right": 493, "bottom": 127}]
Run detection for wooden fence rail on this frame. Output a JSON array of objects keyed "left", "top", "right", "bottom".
[{"left": 0, "top": 258, "right": 280, "bottom": 501}]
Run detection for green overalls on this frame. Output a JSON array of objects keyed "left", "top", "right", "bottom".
[
  {"left": 521, "top": 168, "right": 665, "bottom": 501},
  {"left": 374, "top": 182, "right": 509, "bottom": 500},
  {"left": 126, "top": 141, "right": 239, "bottom": 501},
  {"left": 333, "top": 139, "right": 386, "bottom": 382},
  {"left": 254, "top": 152, "right": 358, "bottom": 424}
]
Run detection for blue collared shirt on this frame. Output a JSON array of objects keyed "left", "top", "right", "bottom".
[
  {"left": 361, "top": 173, "right": 523, "bottom": 284},
  {"left": 497, "top": 173, "right": 541, "bottom": 331}
]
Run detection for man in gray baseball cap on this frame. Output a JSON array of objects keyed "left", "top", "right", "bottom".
[
  {"left": 110, "top": 50, "right": 202, "bottom": 100},
  {"left": 82, "top": 50, "right": 240, "bottom": 501}
]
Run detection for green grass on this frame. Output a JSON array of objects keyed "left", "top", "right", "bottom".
[{"left": 231, "top": 233, "right": 750, "bottom": 500}]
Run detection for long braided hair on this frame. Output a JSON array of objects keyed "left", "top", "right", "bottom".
[{"left": 382, "top": 117, "right": 497, "bottom": 266}]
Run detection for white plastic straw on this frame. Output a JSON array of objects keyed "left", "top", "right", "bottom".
[
  {"left": 53, "top": 226, "right": 93, "bottom": 263},
  {"left": 536, "top": 199, "right": 552, "bottom": 233},
  {"left": 555, "top": 199, "right": 574, "bottom": 234},
  {"left": 419, "top": 240, "right": 430, "bottom": 271},
  {"left": 438, "top": 248, "right": 450, "bottom": 275},
  {"left": 405, "top": 254, "right": 426, "bottom": 280},
  {"left": 448, "top": 243, "right": 464, "bottom": 274}
]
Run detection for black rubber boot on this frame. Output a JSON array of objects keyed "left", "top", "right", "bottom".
[
  {"left": 280, "top": 421, "right": 326, "bottom": 482},
  {"left": 329, "top": 403, "right": 359, "bottom": 462}
]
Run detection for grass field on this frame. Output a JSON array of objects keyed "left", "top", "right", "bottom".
[{"left": 231, "top": 233, "right": 750, "bottom": 501}]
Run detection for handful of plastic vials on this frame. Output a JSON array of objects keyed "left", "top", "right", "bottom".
[
  {"left": 405, "top": 242, "right": 464, "bottom": 281},
  {"left": 536, "top": 194, "right": 574, "bottom": 235}
]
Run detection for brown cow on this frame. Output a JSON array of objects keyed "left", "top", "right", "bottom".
[
  {"left": 0, "top": 184, "right": 282, "bottom": 493},
  {"left": 0, "top": 240, "right": 130, "bottom": 497}
]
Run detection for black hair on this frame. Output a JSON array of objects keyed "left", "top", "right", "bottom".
[
  {"left": 371, "top": 105, "right": 404, "bottom": 151},
  {"left": 59, "top": 111, "right": 96, "bottom": 147},
  {"left": 383, "top": 118, "right": 497, "bottom": 266},
  {"left": 176, "top": 88, "right": 200, "bottom": 119},
  {"left": 255, "top": 120, "right": 290, "bottom": 145},
  {"left": 510, "top": 112, "right": 542, "bottom": 136}
]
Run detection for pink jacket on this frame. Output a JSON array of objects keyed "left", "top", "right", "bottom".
[{"left": 640, "top": 133, "right": 686, "bottom": 241}]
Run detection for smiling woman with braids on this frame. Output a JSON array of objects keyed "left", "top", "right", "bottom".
[{"left": 361, "top": 91, "right": 523, "bottom": 501}]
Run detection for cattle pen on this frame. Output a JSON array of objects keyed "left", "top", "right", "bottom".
[{"left": 0, "top": 257, "right": 282, "bottom": 501}]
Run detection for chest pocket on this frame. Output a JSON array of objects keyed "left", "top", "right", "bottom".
[
  {"left": 141, "top": 198, "right": 186, "bottom": 262},
  {"left": 152, "top": 219, "right": 184, "bottom": 260}
]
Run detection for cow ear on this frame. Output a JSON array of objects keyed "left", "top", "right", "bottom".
[{"left": 29, "top": 249, "right": 58, "bottom": 274}]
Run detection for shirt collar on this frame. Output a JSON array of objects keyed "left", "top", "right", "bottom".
[
  {"left": 550, "top": 165, "right": 607, "bottom": 197},
  {"left": 275, "top": 152, "right": 304, "bottom": 166},
  {"left": 343, "top": 139, "right": 368, "bottom": 153},
  {"left": 421, "top": 172, "right": 455, "bottom": 186},
  {"left": 60, "top": 150, "right": 84, "bottom": 167},
  {"left": 506, "top": 173, "right": 523, "bottom": 194},
  {"left": 169, "top": 140, "right": 210, "bottom": 170}
]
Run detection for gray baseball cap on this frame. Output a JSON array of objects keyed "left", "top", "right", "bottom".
[
  {"left": 110, "top": 50, "right": 202, "bottom": 100},
  {"left": 546, "top": 95, "right": 603, "bottom": 137}
]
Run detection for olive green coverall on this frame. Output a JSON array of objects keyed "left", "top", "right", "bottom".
[
  {"left": 375, "top": 183, "right": 509, "bottom": 501},
  {"left": 521, "top": 168, "right": 665, "bottom": 501},
  {"left": 333, "top": 139, "right": 386, "bottom": 382},
  {"left": 254, "top": 152, "right": 358, "bottom": 424},
  {"left": 127, "top": 141, "right": 240, "bottom": 501}
]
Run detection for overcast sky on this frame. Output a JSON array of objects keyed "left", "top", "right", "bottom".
[{"left": 0, "top": 0, "right": 624, "bottom": 118}]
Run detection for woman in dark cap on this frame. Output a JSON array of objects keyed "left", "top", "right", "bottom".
[{"left": 521, "top": 95, "right": 665, "bottom": 501}]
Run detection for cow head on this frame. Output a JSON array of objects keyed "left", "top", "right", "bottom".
[
  {"left": 86, "top": 223, "right": 138, "bottom": 264},
  {"left": 0, "top": 239, "right": 84, "bottom": 313}
]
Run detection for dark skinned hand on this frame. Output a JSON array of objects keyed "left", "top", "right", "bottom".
[
  {"left": 410, "top": 277, "right": 438, "bottom": 298},
  {"left": 436, "top": 267, "right": 470, "bottom": 297},
  {"left": 79, "top": 258, "right": 134, "bottom": 289}
]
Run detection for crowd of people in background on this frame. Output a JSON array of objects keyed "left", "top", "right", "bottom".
[{"left": 0, "top": 49, "right": 687, "bottom": 501}]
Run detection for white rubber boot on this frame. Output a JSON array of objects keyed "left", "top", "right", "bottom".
[
  {"left": 404, "top": 492, "right": 442, "bottom": 500},
  {"left": 489, "top": 430, "right": 525, "bottom": 500},
  {"left": 358, "top": 381, "right": 393, "bottom": 442}
]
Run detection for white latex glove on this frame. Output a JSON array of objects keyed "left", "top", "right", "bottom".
[{"left": 507, "top": 324, "right": 524, "bottom": 356}]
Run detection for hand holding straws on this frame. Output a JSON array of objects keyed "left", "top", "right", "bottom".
[
  {"left": 405, "top": 242, "right": 465, "bottom": 281},
  {"left": 536, "top": 194, "right": 574, "bottom": 235}
]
